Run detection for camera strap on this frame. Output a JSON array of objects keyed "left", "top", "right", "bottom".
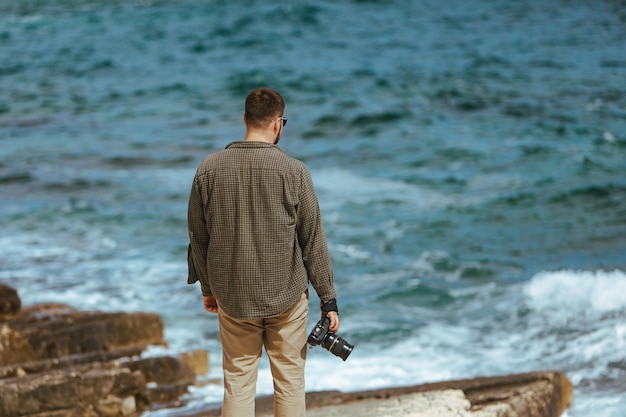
[{"left": 321, "top": 298, "right": 338, "bottom": 314}]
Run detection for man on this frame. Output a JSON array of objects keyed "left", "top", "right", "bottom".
[{"left": 187, "top": 87, "right": 340, "bottom": 417}]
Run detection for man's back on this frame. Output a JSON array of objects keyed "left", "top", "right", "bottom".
[{"left": 188, "top": 141, "right": 335, "bottom": 319}]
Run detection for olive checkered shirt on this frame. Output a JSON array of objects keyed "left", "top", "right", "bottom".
[{"left": 187, "top": 141, "right": 336, "bottom": 319}]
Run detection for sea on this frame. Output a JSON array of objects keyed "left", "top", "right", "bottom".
[{"left": 1, "top": 0, "right": 625, "bottom": 415}]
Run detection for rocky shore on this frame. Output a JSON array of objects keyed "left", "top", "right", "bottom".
[
  {"left": 0, "top": 284, "right": 573, "bottom": 417},
  {"left": 0, "top": 284, "right": 209, "bottom": 416}
]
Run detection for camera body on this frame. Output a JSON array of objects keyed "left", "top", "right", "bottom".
[{"left": 307, "top": 316, "right": 354, "bottom": 361}]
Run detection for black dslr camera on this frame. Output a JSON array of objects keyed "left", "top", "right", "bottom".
[{"left": 307, "top": 316, "right": 354, "bottom": 361}]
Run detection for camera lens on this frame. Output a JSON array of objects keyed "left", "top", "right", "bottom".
[
  {"left": 321, "top": 333, "right": 354, "bottom": 361},
  {"left": 308, "top": 317, "right": 355, "bottom": 361}
]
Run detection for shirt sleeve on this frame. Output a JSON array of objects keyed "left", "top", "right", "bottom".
[
  {"left": 296, "top": 166, "right": 337, "bottom": 302},
  {"left": 187, "top": 175, "right": 212, "bottom": 296}
]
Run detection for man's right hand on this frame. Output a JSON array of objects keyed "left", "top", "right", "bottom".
[
  {"left": 324, "top": 311, "right": 340, "bottom": 333},
  {"left": 203, "top": 295, "right": 218, "bottom": 314}
]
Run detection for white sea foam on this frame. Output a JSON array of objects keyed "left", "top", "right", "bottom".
[
  {"left": 312, "top": 168, "right": 456, "bottom": 211},
  {"left": 519, "top": 269, "right": 626, "bottom": 416},
  {"left": 524, "top": 269, "right": 626, "bottom": 315}
]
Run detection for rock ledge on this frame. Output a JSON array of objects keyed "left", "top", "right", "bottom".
[{"left": 0, "top": 284, "right": 209, "bottom": 417}]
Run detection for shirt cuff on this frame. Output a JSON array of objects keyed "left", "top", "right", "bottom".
[{"left": 200, "top": 281, "right": 212, "bottom": 296}]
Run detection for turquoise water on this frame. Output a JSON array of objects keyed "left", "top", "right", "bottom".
[{"left": 1, "top": 1, "right": 625, "bottom": 415}]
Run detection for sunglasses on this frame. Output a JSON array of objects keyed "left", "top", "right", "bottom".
[{"left": 272, "top": 116, "right": 288, "bottom": 127}]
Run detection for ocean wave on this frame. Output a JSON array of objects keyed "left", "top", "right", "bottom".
[
  {"left": 102, "top": 155, "right": 193, "bottom": 168},
  {"left": 43, "top": 178, "right": 111, "bottom": 192},
  {"left": 549, "top": 184, "right": 626, "bottom": 203},
  {"left": 0, "top": 171, "right": 34, "bottom": 185},
  {"left": 524, "top": 269, "right": 626, "bottom": 315},
  {"left": 411, "top": 250, "right": 496, "bottom": 282},
  {"left": 313, "top": 168, "right": 457, "bottom": 211}
]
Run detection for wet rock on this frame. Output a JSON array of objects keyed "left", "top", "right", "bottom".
[
  {"left": 0, "top": 325, "right": 37, "bottom": 366},
  {"left": 129, "top": 354, "right": 197, "bottom": 406},
  {"left": 0, "top": 284, "right": 20, "bottom": 315},
  {"left": 5, "top": 303, "right": 165, "bottom": 361},
  {"left": 0, "top": 363, "right": 148, "bottom": 417},
  {"left": 178, "top": 349, "right": 210, "bottom": 376},
  {"left": 0, "top": 285, "right": 211, "bottom": 417}
]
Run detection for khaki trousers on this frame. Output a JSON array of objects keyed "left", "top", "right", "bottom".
[{"left": 218, "top": 292, "right": 309, "bottom": 417}]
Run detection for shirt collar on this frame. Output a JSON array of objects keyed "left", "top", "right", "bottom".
[{"left": 225, "top": 141, "right": 286, "bottom": 154}]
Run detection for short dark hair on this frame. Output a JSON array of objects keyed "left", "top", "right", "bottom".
[{"left": 245, "top": 88, "right": 285, "bottom": 128}]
